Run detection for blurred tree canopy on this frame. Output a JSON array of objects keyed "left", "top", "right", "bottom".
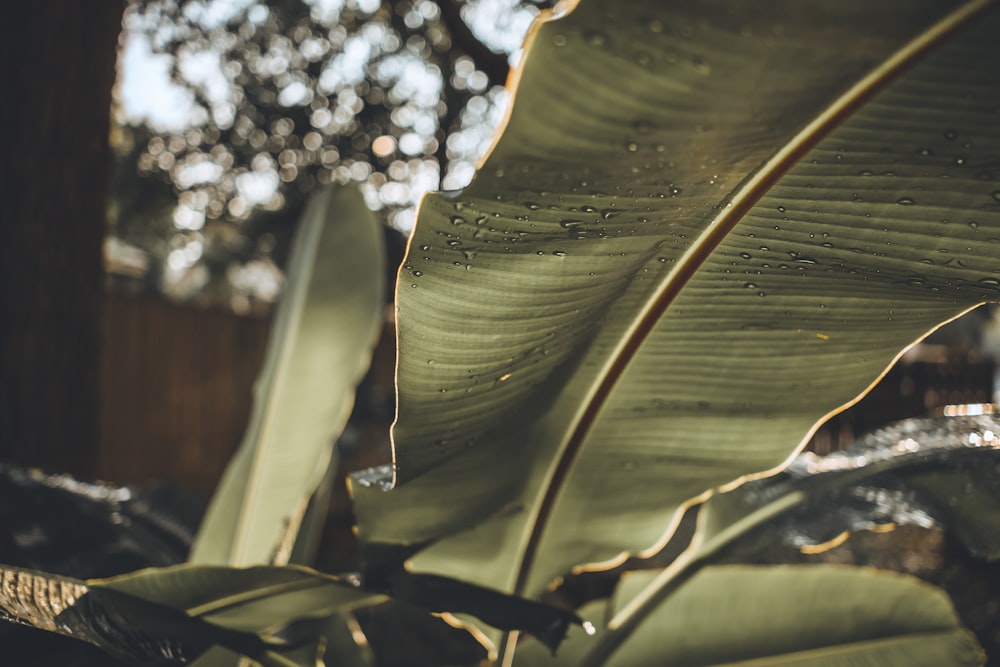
[{"left": 109, "top": 0, "right": 552, "bottom": 312}]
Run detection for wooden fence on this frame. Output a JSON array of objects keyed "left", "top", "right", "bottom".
[{"left": 98, "top": 294, "right": 270, "bottom": 497}]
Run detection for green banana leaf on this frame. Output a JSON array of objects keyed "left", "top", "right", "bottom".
[
  {"left": 0, "top": 561, "right": 586, "bottom": 664},
  {"left": 580, "top": 415, "right": 1000, "bottom": 664},
  {"left": 0, "top": 563, "right": 382, "bottom": 666},
  {"left": 589, "top": 565, "right": 983, "bottom": 667},
  {"left": 353, "top": 0, "right": 1000, "bottom": 622},
  {"left": 91, "top": 564, "right": 380, "bottom": 635},
  {"left": 191, "top": 185, "right": 385, "bottom": 566}
]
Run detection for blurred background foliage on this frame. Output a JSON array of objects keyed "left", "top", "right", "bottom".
[{"left": 107, "top": 0, "right": 553, "bottom": 313}]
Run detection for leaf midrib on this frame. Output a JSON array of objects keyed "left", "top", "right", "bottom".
[
  {"left": 185, "top": 576, "right": 324, "bottom": 618},
  {"left": 229, "top": 209, "right": 323, "bottom": 564},
  {"left": 505, "top": 0, "right": 994, "bottom": 623}
]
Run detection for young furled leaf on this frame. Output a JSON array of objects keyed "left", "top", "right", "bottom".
[{"left": 192, "top": 185, "right": 385, "bottom": 567}]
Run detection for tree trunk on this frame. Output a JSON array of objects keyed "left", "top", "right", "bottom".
[{"left": 0, "top": 1, "right": 124, "bottom": 476}]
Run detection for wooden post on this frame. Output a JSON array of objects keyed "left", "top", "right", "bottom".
[{"left": 0, "top": 1, "right": 124, "bottom": 476}]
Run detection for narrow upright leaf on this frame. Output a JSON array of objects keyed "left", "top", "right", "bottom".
[{"left": 192, "top": 185, "right": 384, "bottom": 565}]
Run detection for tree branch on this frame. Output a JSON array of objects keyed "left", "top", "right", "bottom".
[{"left": 436, "top": 0, "right": 509, "bottom": 88}]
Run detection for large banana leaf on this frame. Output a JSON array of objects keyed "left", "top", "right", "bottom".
[
  {"left": 0, "top": 562, "right": 583, "bottom": 664},
  {"left": 354, "top": 0, "right": 1000, "bottom": 619},
  {"left": 517, "top": 569, "right": 986, "bottom": 667},
  {"left": 580, "top": 415, "right": 1000, "bottom": 665},
  {"left": 591, "top": 565, "right": 983, "bottom": 667},
  {"left": 91, "top": 564, "right": 378, "bottom": 635},
  {"left": 0, "top": 563, "right": 382, "bottom": 666},
  {"left": 191, "top": 185, "right": 384, "bottom": 566}
]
